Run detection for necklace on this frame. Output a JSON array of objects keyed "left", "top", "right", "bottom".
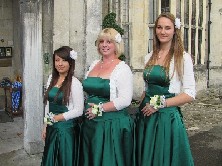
[{"left": 100, "top": 59, "right": 115, "bottom": 68}]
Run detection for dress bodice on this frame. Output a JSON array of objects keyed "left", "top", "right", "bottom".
[
  {"left": 83, "top": 77, "right": 110, "bottom": 100},
  {"left": 143, "top": 65, "right": 172, "bottom": 98},
  {"left": 48, "top": 87, "right": 68, "bottom": 114}
]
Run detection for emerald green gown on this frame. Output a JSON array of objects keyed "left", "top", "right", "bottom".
[
  {"left": 136, "top": 65, "right": 194, "bottom": 166},
  {"left": 41, "top": 87, "right": 80, "bottom": 166},
  {"left": 80, "top": 77, "right": 135, "bottom": 166}
]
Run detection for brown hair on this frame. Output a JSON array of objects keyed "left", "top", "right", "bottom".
[
  {"left": 44, "top": 46, "right": 76, "bottom": 105},
  {"left": 146, "top": 12, "right": 184, "bottom": 80},
  {"left": 95, "top": 28, "right": 124, "bottom": 57}
]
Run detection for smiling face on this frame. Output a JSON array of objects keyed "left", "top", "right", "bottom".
[
  {"left": 98, "top": 38, "right": 116, "bottom": 57},
  {"left": 155, "top": 17, "right": 175, "bottom": 45},
  {"left": 54, "top": 54, "right": 70, "bottom": 76}
]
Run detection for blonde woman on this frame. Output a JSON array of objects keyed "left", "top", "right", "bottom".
[
  {"left": 80, "top": 28, "right": 135, "bottom": 166},
  {"left": 136, "top": 13, "right": 195, "bottom": 166}
]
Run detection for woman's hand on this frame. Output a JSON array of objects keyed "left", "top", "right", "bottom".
[
  {"left": 85, "top": 103, "right": 97, "bottom": 120},
  {"left": 141, "top": 103, "right": 158, "bottom": 116}
]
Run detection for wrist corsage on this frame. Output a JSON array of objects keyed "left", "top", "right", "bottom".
[
  {"left": 91, "top": 102, "right": 104, "bottom": 116},
  {"left": 150, "top": 95, "right": 166, "bottom": 109},
  {"left": 44, "top": 112, "right": 57, "bottom": 125}
]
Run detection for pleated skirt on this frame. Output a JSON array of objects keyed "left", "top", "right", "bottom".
[
  {"left": 41, "top": 120, "right": 80, "bottom": 166},
  {"left": 136, "top": 107, "right": 194, "bottom": 166},
  {"left": 80, "top": 110, "right": 135, "bottom": 166}
]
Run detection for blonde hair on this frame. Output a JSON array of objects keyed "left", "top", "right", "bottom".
[
  {"left": 146, "top": 13, "right": 184, "bottom": 80},
  {"left": 96, "top": 28, "right": 124, "bottom": 57}
]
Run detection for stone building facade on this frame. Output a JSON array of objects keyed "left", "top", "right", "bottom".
[{"left": 0, "top": 0, "right": 221, "bottom": 154}]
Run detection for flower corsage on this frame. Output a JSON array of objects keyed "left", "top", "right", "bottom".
[
  {"left": 150, "top": 95, "right": 166, "bottom": 109},
  {"left": 91, "top": 102, "right": 104, "bottom": 116},
  {"left": 44, "top": 112, "right": 58, "bottom": 125}
]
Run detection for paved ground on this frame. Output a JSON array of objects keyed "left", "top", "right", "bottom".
[
  {"left": 0, "top": 116, "right": 42, "bottom": 166},
  {"left": 182, "top": 87, "right": 222, "bottom": 166},
  {"left": 0, "top": 87, "right": 222, "bottom": 166}
]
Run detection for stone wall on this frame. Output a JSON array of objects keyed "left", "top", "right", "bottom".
[{"left": 210, "top": 1, "right": 222, "bottom": 67}]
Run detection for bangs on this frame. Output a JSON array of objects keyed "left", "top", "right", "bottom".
[
  {"left": 54, "top": 50, "right": 69, "bottom": 61},
  {"left": 97, "top": 32, "right": 115, "bottom": 42}
]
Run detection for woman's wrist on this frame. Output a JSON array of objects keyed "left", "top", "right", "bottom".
[
  {"left": 91, "top": 102, "right": 104, "bottom": 116},
  {"left": 164, "top": 99, "right": 168, "bottom": 107}
]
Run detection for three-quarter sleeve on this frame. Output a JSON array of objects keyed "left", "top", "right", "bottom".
[
  {"left": 63, "top": 77, "right": 84, "bottom": 120},
  {"left": 44, "top": 74, "right": 52, "bottom": 117},
  {"left": 182, "top": 53, "right": 196, "bottom": 99},
  {"left": 112, "top": 65, "right": 133, "bottom": 110}
]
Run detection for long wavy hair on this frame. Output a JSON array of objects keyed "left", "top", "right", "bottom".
[
  {"left": 44, "top": 46, "right": 76, "bottom": 105},
  {"left": 146, "top": 13, "right": 184, "bottom": 80}
]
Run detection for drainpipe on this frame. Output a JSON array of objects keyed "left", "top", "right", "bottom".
[{"left": 207, "top": 0, "right": 212, "bottom": 88}]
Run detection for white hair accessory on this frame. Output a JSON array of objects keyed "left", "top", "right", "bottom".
[
  {"left": 175, "top": 18, "right": 181, "bottom": 29},
  {"left": 70, "top": 50, "right": 77, "bottom": 60},
  {"left": 115, "top": 33, "right": 122, "bottom": 43}
]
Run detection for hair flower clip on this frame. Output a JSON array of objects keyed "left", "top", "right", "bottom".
[
  {"left": 175, "top": 18, "right": 181, "bottom": 29},
  {"left": 70, "top": 50, "right": 77, "bottom": 60},
  {"left": 115, "top": 33, "right": 122, "bottom": 43}
]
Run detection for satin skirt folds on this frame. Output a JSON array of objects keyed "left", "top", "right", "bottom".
[
  {"left": 41, "top": 120, "right": 80, "bottom": 166},
  {"left": 80, "top": 110, "right": 135, "bottom": 166},
  {"left": 136, "top": 106, "right": 194, "bottom": 166}
]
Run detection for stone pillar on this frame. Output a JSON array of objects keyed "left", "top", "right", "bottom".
[
  {"left": 129, "top": 0, "right": 149, "bottom": 99},
  {"left": 42, "top": 0, "right": 53, "bottom": 83},
  {"left": 20, "top": 0, "right": 44, "bottom": 154},
  {"left": 84, "top": 0, "right": 102, "bottom": 68}
]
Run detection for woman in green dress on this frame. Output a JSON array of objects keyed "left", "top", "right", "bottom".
[
  {"left": 80, "top": 28, "right": 135, "bottom": 166},
  {"left": 41, "top": 46, "right": 84, "bottom": 166},
  {"left": 136, "top": 13, "right": 195, "bottom": 166}
]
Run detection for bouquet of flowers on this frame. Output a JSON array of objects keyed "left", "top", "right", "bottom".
[
  {"left": 44, "top": 112, "right": 57, "bottom": 125},
  {"left": 91, "top": 103, "right": 103, "bottom": 116},
  {"left": 150, "top": 95, "right": 166, "bottom": 109}
]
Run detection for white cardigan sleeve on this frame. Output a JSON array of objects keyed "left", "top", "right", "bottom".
[
  {"left": 112, "top": 64, "right": 133, "bottom": 110},
  {"left": 182, "top": 53, "right": 196, "bottom": 98},
  {"left": 63, "top": 77, "right": 84, "bottom": 120},
  {"left": 44, "top": 74, "right": 52, "bottom": 117}
]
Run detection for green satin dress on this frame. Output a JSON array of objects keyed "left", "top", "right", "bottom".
[
  {"left": 136, "top": 65, "right": 194, "bottom": 166},
  {"left": 80, "top": 77, "right": 135, "bottom": 166},
  {"left": 41, "top": 87, "right": 80, "bottom": 166}
]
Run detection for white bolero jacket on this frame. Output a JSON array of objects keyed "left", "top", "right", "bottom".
[
  {"left": 85, "top": 60, "right": 133, "bottom": 110},
  {"left": 144, "top": 51, "right": 196, "bottom": 99},
  {"left": 45, "top": 75, "right": 84, "bottom": 120}
]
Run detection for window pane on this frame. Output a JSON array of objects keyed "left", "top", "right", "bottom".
[
  {"left": 191, "top": 28, "right": 196, "bottom": 63},
  {"left": 184, "top": 0, "right": 189, "bottom": 25},
  {"left": 148, "top": 28, "right": 154, "bottom": 53},
  {"left": 161, "top": 0, "right": 170, "bottom": 13},
  {"left": 176, "top": 0, "right": 181, "bottom": 18},
  {"left": 184, "top": 28, "right": 189, "bottom": 52},
  {"left": 197, "top": 29, "right": 202, "bottom": 64},
  {"left": 198, "top": 0, "right": 203, "bottom": 26},
  {"left": 191, "top": 0, "right": 196, "bottom": 25},
  {"left": 149, "top": 0, "right": 156, "bottom": 23}
]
